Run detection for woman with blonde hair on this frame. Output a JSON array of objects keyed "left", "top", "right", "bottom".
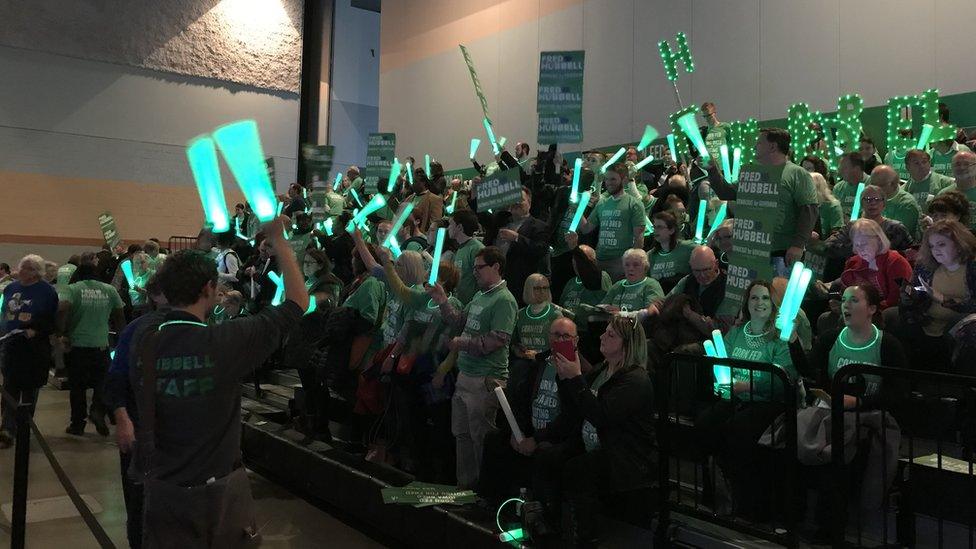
[
  {"left": 512, "top": 274, "right": 563, "bottom": 361},
  {"left": 811, "top": 172, "right": 844, "bottom": 238}
]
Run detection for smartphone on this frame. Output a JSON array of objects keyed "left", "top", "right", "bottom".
[{"left": 551, "top": 340, "right": 577, "bottom": 363}]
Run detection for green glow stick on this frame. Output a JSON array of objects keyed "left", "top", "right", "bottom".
[
  {"left": 349, "top": 187, "right": 364, "bottom": 208},
  {"left": 779, "top": 267, "right": 813, "bottom": 342},
  {"left": 276, "top": 201, "right": 284, "bottom": 217},
  {"left": 120, "top": 259, "right": 136, "bottom": 288},
  {"left": 346, "top": 194, "right": 386, "bottom": 232},
  {"left": 186, "top": 136, "right": 231, "bottom": 233},
  {"left": 704, "top": 340, "right": 717, "bottom": 357},
  {"left": 306, "top": 297, "right": 316, "bottom": 315},
  {"left": 388, "top": 237, "right": 402, "bottom": 258},
  {"left": 570, "top": 158, "right": 583, "bottom": 203},
  {"left": 384, "top": 202, "right": 416, "bottom": 248},
  {"left": 499, "top": 528, "right": 525, "bottom": 543},
  {"left": 849, "top": 182, "right": 866, "bottom": 220},
  {"left": 666, "top": 134, "right": 677, "bottom": 161},
  {"left": 731, "top": 147, "right": 742, "bottom": 182},
  {"left": 677, "top": 112, "right": 710, "bottom": 161},
  {"left": 424, "top": 154, "right": 431, "bottom": 179},
  {"left": 916, "top": 123, "right": 935, "bottom": 150},
  {"left": 469, "top": 138, "right": 481, "bottom": 159},
  {"left": 406, "top": 161, "right": 414, "bottom": 187},
  {"left": 600, "top": 147, "right": 626, "bottom": 174},
  {"left": 428, "top": 227, "right": 446, "bottom": 285},
  {"left": 633, "top": 155, "right": 654, "bottom": 170},
  {"left": 212, "top": 120, "right": 277, "bottom": 222},
  {"left": 710, "top": 329, "right": 732, "bottom": 385},
  {"left": 234, "top": 217, "right": 247, "bottom": 240},
  {"left": 568, "top": 191, "right": 591, "bottom": 233},
  {"left": 707, "top": 202, "right": 727, "bottom": 238},
  {"left": 324, "top": 217, "right": 334, "bottom": 236},
  {"left": 498, "top": 136, "right": 507, "bottom": 148},
  {"left": 720, "top": 144, "right": 732, "bottom": 182},
  {"left": 694, "top": 199, "right": 707, "bottom": 243},
  {"left": 0, "top": 294, "right": 5, "bottom": 318},
  {"left": 483, "top": 118, "right": 499, "bottom": 155},
  {"left": 387, "top": 157, "right": 401, "bottom": 193},
  {"left": 637, "top": 125, "right": 659, "bottom": 152},
  {"left": 446, "top": 191, "right": 459, "bottom": 214},
  {"left": 110, "top": 350, "right": 116, "bottom": 360},
  {"left": 644, "top": 214, "right": 654, "bottom": 236},
  {"left": 776, "top": 261, "right": 805, "bottom": 331},
  {"left": 333, "top": 172, "right": 343, "bottom": 191},
  {"left": 267, "top": 271, "right": 285, "bottom": 306}
]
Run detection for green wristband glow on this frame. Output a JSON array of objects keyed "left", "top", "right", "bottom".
[
  {"left": 186, "top": 136, "right": 231, "bottom": 233},
  {"left": 707, "top": 202, "right": 727, "bottom": 238},
  {"left": 387, "top": 157, "right": 401, "bottom": 193},
  {"left": 346, "top": 194, "right": 386, "bottom": 232},
  {"left": 666, "top": 134, "right": 678, "bottom": 162},
  {"left": 384, "top": 202, "right": 416, "bottom": 248},
  {"left": 600, "top": 147, "right": 626, "bottom": 174},
  {"left": 212, "top": 120, "right": 277, "bottom": 222},
  {"left": 120, "top": 259, "right": 136, "bottom": 288},
  {"left": 469, "top": 138, "right": 481, "bottom": 160},
  {"left": 694, "top": 199, "right": 707, "bottom": 243},
  {"left": 633, "top": 155, "right": 654, "bottom": 170},
  {"left": 637, "top": 124, "right": 659, "bottom": 152},
  {"left": 424, "top": 154, "right": 431, "bottom": 179},
  {"left": 916, "top": 123, "right": 935, "bottom": 150},
  {"left": 570, "top": 158, "right": 583, "bottom": 203},
  {"left": 267, "top": 271, "right": 285, "bottom": 306},
  {"left": 849, "top": 182, "right": 866, "bottom": 220},
  {"left": 333, "top": 172, "right": 343, "bottom": 191},
  {"left": 446, "top": 191, "right": 459, "bottom": 214},
  {"left": 677, "top": 111, "right": 709, "bottom": 161},
  {"left": 428, "top": 227, "right": 447, "bottom": 286},
  {"left": 483, "top": 118, "right": 499, "bottom": 155},
  {"left": 568, "top": 191, "right": 591, "bottom": 233}
]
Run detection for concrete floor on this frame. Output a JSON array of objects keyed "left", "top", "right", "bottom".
[{"left": 0, "top": 387, "right": 387, "bottom": 548}]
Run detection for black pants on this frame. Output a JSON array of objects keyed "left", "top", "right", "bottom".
[
  {"left": 478, "top": 429, "right": 533, "bottom": 505},
  {"left": 297, "top": 366, "right": 330, "bottom": 438},
  {"left": 560, "top": 449, "right": 611, "bottom": 542},
  {"left": 0, "top": 378, "right": 39, "bottom": 436},
  {"left": 120, "top": 451, "right": 144, "bottom": 548},
  {"left": 66, "top": 347, "right": 110, "bottom": 426}
]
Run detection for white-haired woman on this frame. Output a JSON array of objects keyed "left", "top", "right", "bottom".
[{"left": 599, "top": 248, "right": 663, "bottom": 315}]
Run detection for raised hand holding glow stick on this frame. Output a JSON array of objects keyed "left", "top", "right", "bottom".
[
  {"left": 916, "top": 123, "right": 935, "bottom": 150},
  {"left": 779, "top": 266, "right": 813, "bottom": 342},
  {"left": 406, "top": 162, "right": 414, "bottom": 186},
  {"left": 446, "top": 190, "right": 459, "bottom": 214},
  {"left": 666, "top": 134, "right": 678, "bottom": 162},
  {"left": 323, "top": 217, "right": 334, "bottom": 236},
  {"left": 633, "top": 155, "right": 654, "bottom": 170},
  {"left": 120, "top": 259, "right": 137, "bottom": 288},
  {"left": 710, "top": 329, "right": 732, "bottom": 386},
  {"left": 212, "top": 120, "right": 277, "bottom": 222},
  {"left": 707, "top": 202, "right": 728, "bottom": 238},
  {"left": 469, "top": 138, "right": 481, "bottom": 159},
  {"left": 776, "top": 261, "right": 805, "bottom": 331},
  {"left": 570, "top": 157, "right": 583, "bottom": 203},
  {"left": 498, "top": 136, "right": 507, "bottom": 149},
  {"left": 333, "top": 172, "right": 343, "bottom": 191},
  {"left": 428, "top": 227, "right": 447, "bottom": 286},
  {"left": 345, "top": 194, "right": 386, "bottom": 232},
  {"left": 186, "top": 136, "right": 230, "bottom": 233},
  {"left": 386, "top": 157, "right": 401, "bottom": 193},
  {"left": 677, "top": 111, "right": 710, "bottom": 163},
  {"left": 483, "top": 118, "right": 500, "bottom": 155},
  {"left": 383, "top": 202, "right": 416, "bottom": 248},
  {"left": 600, "top": 147, "right": 626, "bottom": 173},
  {"left": 849, "top": 182, "right": 866, "bottom": 220},
  {"left": 637, "top": 125, "right": 659, "bottom": 152},
  {"left": 694, "top": 199, "right": 708, "bottom": 243},
  {"left": 424, "top": 154, "right": 432, "bottom": 178},
  {"left": 568, "top": 191, "right": 591, "bottom": 233}
]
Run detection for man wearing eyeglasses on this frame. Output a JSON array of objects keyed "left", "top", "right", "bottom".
[
  {"left": 426, "top": 246, "right": 518, "bottom": 488},
  {"left": 938, "top": 151, "right": 976, "bottom": 231}
]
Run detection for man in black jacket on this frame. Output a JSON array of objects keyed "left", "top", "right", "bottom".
[{"left": 484, "top": 186, "right": 550, "bottom": 307}]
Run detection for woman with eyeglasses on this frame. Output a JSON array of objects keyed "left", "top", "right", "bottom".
[
  {"left": 512, "top": 274, "right": 563, "bottom": 361},
  {"left": 823, "top": 185, "right": 914, "bottom": 258},
  {"left": 647, "top": 211, "right": 696, "bottom": 294},
  {"left": 599, "top": 249, "right": 664, "bottom": 317},
  {"left": 707, "top": 219, "right": 734, "bottom": 271}
]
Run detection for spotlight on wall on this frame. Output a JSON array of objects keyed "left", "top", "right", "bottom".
[{"left": 216, "top": 0, "right": 294, "bottom": 52}]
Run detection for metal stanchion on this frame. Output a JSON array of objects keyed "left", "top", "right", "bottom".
[{"left": 10, "top": 402, "right": 32, "bottom": 549}]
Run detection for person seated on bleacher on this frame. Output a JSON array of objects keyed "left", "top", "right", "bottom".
[
  {"left": 815, "top": 219, "right": 913, "bottom": 334},
  {"left": 695, "top": 280, "right": 801, "bottom": 521},
  {"left": 822, "top": 185, "right": 914, "bottom": 260},
  {"left": 707, "top": 219, "right": 734, "bottom": 271},
  {"left": 647, "top": 211, "right": 696, "bottom": 294},
  {"left": 537, "top": 316, "right": 654, "bottom": 546},
  {"left": 598, "top": 249, "right": 664, "bottom": 316},
  {"left": 558, "top": 242, "right": 612, "bottom": 365},
  {"left": 920, "top": 189, "right": 971, "bottom": 233},
  {"left": 511, "top": 274, "right": 563, "bottom": 365},
  {"left": 892, "top": 220, "right": 976, "bottom": 373}
]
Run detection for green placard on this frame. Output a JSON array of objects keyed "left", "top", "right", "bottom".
[
  {"left": 364, "top": 133, "right": 396, "bottom": 195},
  {"left": 302, "top": 144, "right": 335, "bottom": 186},
  {"left": 538, "top": 112, "right": 583, "bottom": 144},
  {"left": 459, "top": 44, "right": 492, "bottom": 124},
  {"left": 98, "top": 212, "right": 121, "bottom": 250},
  {"left": 537, "top": 50, "right": 585, "bottom": 112},
  {"left": 475, "top": 166, "right": 522, "bottom": 212}
]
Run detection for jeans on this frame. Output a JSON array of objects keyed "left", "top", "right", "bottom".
[
  {"left": 451, "top": 373, "right": 503, "bottom": 488},
  {"left": 120, "top": 451, "right": 144, "bottom": 548},
  {"left": 65, "top": 347, "right": 110, "bottom": 426}
]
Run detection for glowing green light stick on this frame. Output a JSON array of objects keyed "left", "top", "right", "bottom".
[
  {"left": 384, "top": 202, "right": 416, "bottom": 248},
  {"left": 333, "top": 172, "right": 343, "bottom": 191},
  {"left": 469, "top": 138, "right": 481, "bottom": 159},
  {"left": 776, "top": 261, "right": 805, "bottom": 331},
  {"left": 306, "top": 297, "right": 316, "bottom": 315},
  {"left": 666, "top": 134, "right": 678, "bottom": 162},
  {"left": 779, "top": 267, "right": 813, "bottom": 342},
  {"left": 186, "top": 136, "right": 231, "bottom": 233},
  {"left": 694, "top": 199, "right": 707, "bottom": 243},
  {"left": 637, "top": 125, "right": 659, "bottom": 152},
  {"left": 916, "top": 123, "right": 935, "bottom": 150},
  {"left": 643, "top": 215, "right": 654, "bottom": 236},
  {"left": 267, "top": 271, "right": 285, "bottom": 306},
  {"left": 234, "top": 217, "right": 247, "bottom": 240},
  {"left": 568, "top": 191, "right": 591, "bottom": 233},
  {"left": 386, "top": 157, "right": 401, "bottom": 193},
  {"left": 731, "top": 147, "right": 742, "bottom": 182},
  {"left": 849, "top": 182, "right": 866, "bottom": 220},
  {"left": 483, "top": 118, "right": 500, "bottom": 155},
  {"left": 346, "top": 193, "right": 386, "bottom": 232},
  {"left": 324, "top": 217, "right": 334, "bottom": 236},
  {"left": 428, "top": 227, "right": 446, "bottom": 286},
  {"left": 349, "top": 187, "right": 364, "bottom": 208},
  {"left": 212, "top": 120, "right": 277, "bottom": 222},
  {"left": 570, "top": 158, "right": 583, "bottom": 204},
  {"left": 424, "top": 154, "right": 431, "bottom": 179},
  {"left": 707, "top": 202, "right": 727, "bottom": 238},
  {"left": 710, "top": 329, "right": 732, "bottom": 385},
  {"left": 498, "top": 136, "right": 507, "bottom": 148},
  {"left": 600, "top": 147, "right": 626, "bottom": 174},
  {"left": 120, "top": 259, "right": 137, "bottom": 288},
  {"left": 110, "top": 350, "right": 116, "bottom": 360},
  {"left": 633, "top": 155, "right": 654, "bottom": 171},
  {"left": 276, "top": 201, "right": 284, "bottom": 217},
  {"left": 388, "top": 237, "right": 402, "bottom": 258},
  {"left": 499, "top": 528, "right": 525, "bottom": 543},
  {"left": 720, "top": 144, "right": 732, "bottom": 182},
  {"left": 446, "top": 191, "right": 459, "bottom": 214},
  {"left": 677, "top": 111, "right": 709, "bottom": 162}
]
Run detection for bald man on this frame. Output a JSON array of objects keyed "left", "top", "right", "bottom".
[
  {"left": 938, "top": 151, "right": 976, "bottom": 231},
  {"left": 872, "top": 165, "right": 922, "bottom": 238}
]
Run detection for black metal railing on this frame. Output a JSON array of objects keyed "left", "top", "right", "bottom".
[{"left": 166, "top": 235, "right": 198, "bottom": 252}]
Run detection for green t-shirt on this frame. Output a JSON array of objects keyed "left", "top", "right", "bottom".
[
  {"left": 819, "top": 199, "right": 844, "bottom": 236},
  {"left": 457, "top": 282, "right": 518, "bottom": 378},
  {"left": 407, "top": 295, "right": 462, "bottom": 352},
  {"left": 453, "top": 238, "right": 485, "bottom": 305},
  {"left": 739, "top": 161, "right": 819, "bottom": 252},
  {"left": 832, "top": 176, "right": 868, "bottom": 221},
  {"left": 513, "top": 303, "right": 562, "bottom": 353},
  {"left": 883, "top": 188, "right": 922, "bottom": 238},
  {"left": 647, "top": 240, "right": 695, "bottom": 283},
  {"left": 56, "top": 264, "right": 77, "bottom": 300},
  {"left": 905, "top": 171, "right": 954, "bottom": 210},
  {"left": 725, "top": 322, "right": 795, "bottom": 402},
  {"left": 704, "top": 123, "right": 731, "bottom": 163},
  {"left": 589, "top": 193, "right": 646, "bottom": 261},
  {"left": 884, "top": 149, "right": 910, "bottom": 182},
  {"left": 938, "top": 184, "right": 976, "bottom": 231},
  {"left": 380, "top": 282, "right": 428, "bottom": 345},
  {"left": 828, "top": 326, "right": 883, "bottom": 397},
  {"left": 601, "top": 277, "right": 664, "bottom": 312},
  {"left": 581, "top": 367, "right": 613, "bottom": 452},
  {"left": 325, "top": 191, "right": 345, "bottom": 217},
  {"left": 342, "top": 277, "right": 386, "bottom": 325},
  {"left": 532, "top": 361, "right": 561, "bottom": 430},
  {"left": 66, "top": 280, "right": 123, "bottom": 348},
  {"left": 288, "top": 232, "right": 312, "bottom": 268},
  {"left": 551, "top": 203, "right": 577, "bottom": 257},
  {"left": 559, "top": 272, "right": 612, "bottom": 332},
  {"left": 931, "top": 142, "right": 972, "bottom": 177}
]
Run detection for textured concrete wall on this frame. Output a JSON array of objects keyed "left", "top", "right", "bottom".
[{"left": 0, "top": 0, "right": 303, "bottom": 94}]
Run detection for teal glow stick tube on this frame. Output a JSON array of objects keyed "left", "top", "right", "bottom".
[
  {"left": 406, "top": 162, "right": 414, "bottom": 186},
  {"left": 637, "top": 124, "right": 659, "bottom": 152},
  {"left": 469, "top": 138, "right": 481, "bottom": 159},
  {"left": 707, "top": 202, "right": 728, "bottom": 238},
  {"left": 387, "top": 157, "right": 401, "bottom": 193},
  {"left": 212, "top": 120, "right": 277, "bottom": 222},
  {"left": 349, "top": 187, "right": 364, "bottom": 208},
  {"left": 120, "top": 259, "right": 136, "bottom": 288},
  {"left": 916, "top": 123, "right": 935, "bottom": 150},
  {"left": 267, "top": 271, "right": 285, "bottom": 306},
  {"left": 384, "top": 202, "right": 416, "bottom": 248},
  {"left": 424, "top": 154, "right": 431, "bottom": 179},
  {"left": 306, "top": 297, "right": 317, "bottom": 315},
  {"left": 666, "top": 133, "right": 678, "bottom": 161},
  {"left": 776, "top": 261, "right": 805, "bottom": 330},
  {"left": 388, "top": 237, "right": 402, "bottom": 258},
  {"left": 720, "top": 144, "right": 732, "bottom": 182},
  {"left": 780, "top": 268, "right": 813, "bottom": 342},
  {"left": 633, "top": 155, "right": 654, "bottom": 170},
  {"left": 333, "top": 172, "right": 343, "bottom": 191},
  {"left": 694, "top": 199, "right": 707, "bottom": 243},
  {"left": 483, "top": 118, "right": 499, "bottom": 155},
  {"left": 186, "top": 136, "right": 230, "bottom": 233},
  {"left": 568, "top": 191, "right": 591, "bottom": 233},
  {"left": 276, "top": 201, "right": 284, "bottom": 217},
  {"left": 704, "top": 340, "right": 717, "bottom": 357},
  {"left": 711, "top": 329, "right": 732, "bottom": 386},
  {"left": 712, "top": 329, "right": 728, "bottom": 358},
  {"left": 644, "top": 215, "right": 654, "bottom": 236},
  {"left": 731, "top": 147, "right": 742, "bottom": 182},
  {"left": 324, "top": 217, "right": 334, "bottom": 236},
  {"left": 428, "top": 228, "right": 446, "bottom": 285},
  {"left": 677, "top": 112, "right": 710, "bottom": 161},
  {"left": 849, "top": 182, "right": 866, "bottom": 220},
  {"left": 346, "top": 194, "right": 386, "bottom": 232},
  {"left": 446, "top": 191, "right": 459, "bottom": 214},
  {"left": 499, "top": 528, "right": 525, "bottom": 543},
  {"left": 600, "top": 147, "right": 626, "bottom": 174},
  {"left": 498, "top": 136, "right": 507, "bottom": 148},
  {"left": 570, "top": 158, "right": 583, "bottom": 203}
]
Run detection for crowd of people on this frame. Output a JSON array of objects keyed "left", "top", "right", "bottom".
[{"left": 2, "top": 100, "right": 976, "bottom": 547}]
